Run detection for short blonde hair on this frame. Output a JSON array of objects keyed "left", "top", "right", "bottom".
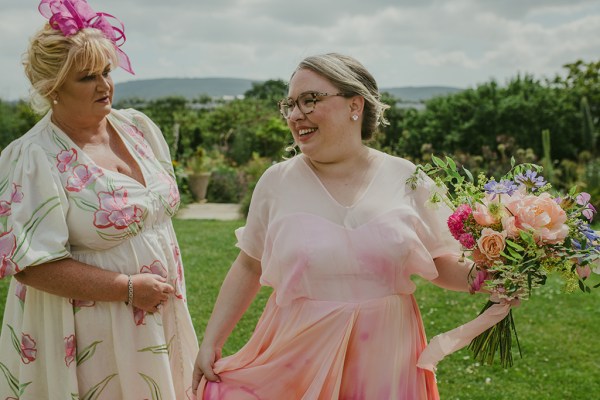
[
  {"left": 23, "top": 24, "right": 118, "bottom": 114},
  {"left": 293, "top": 53, "right": 390, "bottom": 140}
]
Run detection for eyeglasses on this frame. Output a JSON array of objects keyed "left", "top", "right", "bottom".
[{"left": 278, "top": 92, "right": 345, "bottom": 119}]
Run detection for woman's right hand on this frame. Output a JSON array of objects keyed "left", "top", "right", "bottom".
[
  {"left": 130, "top": 273, "right": 174, "bottom": 312},
  {"left": 192, "top": 343, "right": 222, "bottom": 395}
]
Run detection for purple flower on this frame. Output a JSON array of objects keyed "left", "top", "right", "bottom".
[
  {"left": 484, "top": 179, "right": 518, "bottom": 198},
  {"left": 576, "top": 192, "right": 597, "bottom": 221},
  {"left": 514, "top": 170, "right": 546, "bottom": 191}
]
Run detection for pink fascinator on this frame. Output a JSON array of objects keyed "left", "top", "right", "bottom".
[{"left": 38, "top": 0, "right": 134, "bottom": 74}]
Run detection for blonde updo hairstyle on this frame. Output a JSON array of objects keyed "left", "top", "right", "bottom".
[
  {"left": 23, "top": 24, "right": 118, "bottom": 114},
  {"left": 293, "top": 53, "right": 390, "bottom": 140}
]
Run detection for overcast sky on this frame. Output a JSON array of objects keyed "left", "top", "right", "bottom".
[{"left": 1, "top": 0, "right": 599, "bottom": 100}]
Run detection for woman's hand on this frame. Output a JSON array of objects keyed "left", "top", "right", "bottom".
[
  {"left": 192, "top": 343, "right": 222, "bottom": 395},
  {"left": 130, "top": 273, "right": 174, "bottom": 312}
]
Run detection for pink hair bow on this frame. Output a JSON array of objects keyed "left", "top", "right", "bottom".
[{"left": 38, "top": 0, "right": 134, "bottom": 74}]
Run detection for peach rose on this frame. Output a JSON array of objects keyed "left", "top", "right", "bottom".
[
  {"left": 477, "top": 228, "right": 507, "bottom": 260},
  {"left": 472, "top": 203, "right": 496, "bottom": 226},
  {"left": 503, "top": 192, "right": 568, "bottom": 244}
]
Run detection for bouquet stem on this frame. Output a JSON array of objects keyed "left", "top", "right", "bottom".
[{"left": 467, "top": 300, "right": 522, "bottom": 368}]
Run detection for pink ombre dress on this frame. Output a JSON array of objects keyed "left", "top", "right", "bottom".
[{"left": 197, "top": 152, "right": 458, "bottom": 400}]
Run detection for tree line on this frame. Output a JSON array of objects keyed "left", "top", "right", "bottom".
[{"left": 1, "top": 59, "right": 598, "bottom": 210}]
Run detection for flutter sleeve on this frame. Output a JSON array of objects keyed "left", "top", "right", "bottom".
[
  {"left": 410, "top": 173, "right": 460, "bottom": 259},
  {"left": 234, "top": 167, "right": 275, "bottom": 261},
  {"left": 0, "top": 140, "right": 70, "bottom": 279}
]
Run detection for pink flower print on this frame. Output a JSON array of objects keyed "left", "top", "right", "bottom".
[
  {"left": 10, "top": 183, "right": 23, "bottom": 203},
  {"left": 122, "top": 124, "right": 152, "bottom": 159},
  {"left": 15, "top": 282, "right": 27, "bottom": 302},
  {"left": 122, "top": 123, "right": 145, "bottom": 142},
  {"left": 0, "top": 201, "right": 10, "bottom": 217},
  {"left": 69, "top": 298, "right": 96, "bottom": 308},
  {"left": 158, "top": 173, "right": 180, "bottom": 208},
  {"left": 173, "top": 244, "right": 184, "bottom": 300},
  {"left": 66, "top": 164, "right": 104, "bottom": 192},
  {"left": 135, "top": 143, "right": 152, "bottom": 159},
  {"left": 0, "top": 230, "right": 19, "bottom": 278},
  {"left": 134, "top": 307, "right": 146, "bottom": 326},
  {"left": 0, "top": 184, "right": 24, "bottom": 217},
  {"left": 94, "top": 187, "right": 143, "bottom": 230},
  {"left": 140, "top": 260, "right": 168, "bottom": 278},
  {"left": 20, "top": 333, "right": 37, "bottom": 364},
  {"left": 64, "top": 334, "right": 76, "bottom": 367},
  {"left": 57, "top": 148, "right": 78, "bottom": 173}
]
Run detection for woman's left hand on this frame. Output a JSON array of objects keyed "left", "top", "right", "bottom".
[{"left": 130, "top": 273, "right": 174, "bottom": 312}]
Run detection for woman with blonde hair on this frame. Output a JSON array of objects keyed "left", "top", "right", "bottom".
[{"left": 0, "top": 1, "right": 197, "bottom": 398}]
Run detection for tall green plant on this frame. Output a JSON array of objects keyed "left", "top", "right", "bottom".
[
  {"left": 580, "top": 96, "right": 597, "bottom": 157},
  {"left": 541, "top": 129, "right": 553, "bottom": 183}
]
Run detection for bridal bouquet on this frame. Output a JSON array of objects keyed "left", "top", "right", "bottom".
[{"left": 408, "top": 156, "right": 600, "bottom": 368}]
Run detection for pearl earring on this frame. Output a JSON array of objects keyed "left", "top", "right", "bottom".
[
  {"left": 351, "top": 115, "right": 359, "bottom": 121},
  {"left": 53, "top": 98, "right": 58, "bottom": 105}
]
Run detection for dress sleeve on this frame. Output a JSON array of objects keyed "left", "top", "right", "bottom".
[
  {"left": 410, "top": 174, "right": 460, "bottom": 259},
  {"left": 234, "top": 167, "right": 274, "bottom": 261},
  {"left": 0, "top": 141, "right": 70, "bottom": 278}
]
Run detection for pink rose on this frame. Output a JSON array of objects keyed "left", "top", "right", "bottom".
[
  {"left": 448, "top": 204, "right": 472, "bottom": 240},
  {"left": 503, "top": 192, "right": 569, "bottom": 244},
  {"left": 472, "top": 195, "right": 506, "bottom": 227},
  {"left": 472, "top": 202, "right": 497, "bottom": 226},
  {"left": 477, "top": 228, "right": 506, "bottom": 260}
]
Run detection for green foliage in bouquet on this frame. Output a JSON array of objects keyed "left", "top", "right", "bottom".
[{"left": 408, "top": 155, "right": 600, "bottom": 368}]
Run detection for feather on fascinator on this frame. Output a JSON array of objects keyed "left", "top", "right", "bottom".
[{"left": 38, "top": 0, "right": 134, "bottom": 74}]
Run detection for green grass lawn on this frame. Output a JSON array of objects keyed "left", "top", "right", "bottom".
[{"left": 1, "top": 218, "right": 599, "bottom": 399}]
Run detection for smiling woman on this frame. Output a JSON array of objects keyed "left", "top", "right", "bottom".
[
  {"left": 191, "top": 53, "right": 478, "bottom": 400},
  {"left": 0, "top": 1, "right": 197, "bottom": 399}
]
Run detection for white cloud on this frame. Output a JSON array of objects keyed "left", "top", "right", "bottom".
[{"left": 1, "top": 0, "right": 598, "bottom": 100}]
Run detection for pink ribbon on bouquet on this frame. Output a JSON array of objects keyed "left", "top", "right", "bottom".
[
  {"left": 417, "top": 297, "right": 519, "bottom": 372},
  {"left": 38, "top": 0, "right": 134, "bottom": 74}
]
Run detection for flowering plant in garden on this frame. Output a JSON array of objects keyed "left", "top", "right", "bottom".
[{"left": 408, "top": 155, "right": 600, "bottom": 368}]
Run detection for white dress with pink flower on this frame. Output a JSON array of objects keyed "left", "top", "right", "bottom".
[{"left": 0, "top": 109, "right": 198, "bottom": 399}]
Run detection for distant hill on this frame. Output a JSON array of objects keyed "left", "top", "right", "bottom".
[
  {"left": 114, "top": 77, "right": 463, "bottom": 103},
  {"left": 113, "top": 78, "right": 259, "bottom": 102},
  {"left": 381, "top": 86, "right": 463, "bottom": 102}
]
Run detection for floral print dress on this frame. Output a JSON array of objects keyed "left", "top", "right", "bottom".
[{"left": 0, "top": 109, "right": 198, "bottom": 399}]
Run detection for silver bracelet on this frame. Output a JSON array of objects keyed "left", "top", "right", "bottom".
[{"left": 125, "top": 275, "right": 134, "bottom": 306}]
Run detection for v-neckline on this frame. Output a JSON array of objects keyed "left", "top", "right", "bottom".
[
  {"left": 300, "top": 151, "right": 386, "bottom": 209},
  {"left": 50, "top": 113, "right": 148, "bottom": 189}
]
